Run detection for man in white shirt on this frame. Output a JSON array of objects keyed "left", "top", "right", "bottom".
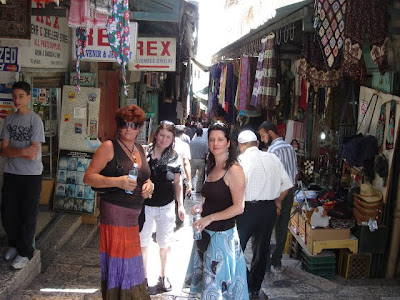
[
  {"left": 174, "top": 126, "right": 192, "bottom": 230},
  {"left": 236, "top": 130, "right": 293, "bottom": 299}
]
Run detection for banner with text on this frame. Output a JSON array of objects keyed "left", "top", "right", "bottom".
[
  {"left": 72, "top": 22, "right": 138, "bottom": 63},
  {"left": 129, "top": 37, "right": 176, "bottom": 72},
  {"left": 19, "top": 12, "right": 70, "bottom": 69},
  {"left": 0, "top": 47, "right": 19, "bottom": 72}
]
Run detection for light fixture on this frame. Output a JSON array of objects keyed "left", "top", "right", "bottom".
[{"left": 320, "top": 132, "right": 326, "bottom": 140}]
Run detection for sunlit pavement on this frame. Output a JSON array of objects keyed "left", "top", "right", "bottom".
[{"left": 146, "top": 194, "right": 198, "bottom": 299}]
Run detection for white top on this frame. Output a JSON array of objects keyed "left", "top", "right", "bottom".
[
  {"left": 238, "top": 147, "right": 293, "bottom": 202},
  {"left": 174, "top": 137, "right": 191, "bottom": 179}
]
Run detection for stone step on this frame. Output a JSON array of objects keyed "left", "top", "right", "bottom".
[
  {"left": 37, "top": 214, "right": 82, "bottom": 252},
  {"left": 61, "top": 224, "right": 99, "bottom": 252},
  {"left": 0, "top": 249, "right": 41, "bottom": 300}
]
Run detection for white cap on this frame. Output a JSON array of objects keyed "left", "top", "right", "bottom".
[{"left": 238, "top": 130, "right": 257, "bottom": 144}]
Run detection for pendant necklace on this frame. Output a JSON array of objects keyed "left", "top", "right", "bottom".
[{"left": 119, "top": 139, "right": 137, "bottom": 163}]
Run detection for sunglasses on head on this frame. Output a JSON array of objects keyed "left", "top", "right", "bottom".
[
  {"left": 211, "top": 122, "right": 227, "bottom": 127},
  {"left": 120, "top": 121, "right": 141, "bottom": 130},
  {"left": 160, "top": 120, "right": 175, "bottom": 127}
]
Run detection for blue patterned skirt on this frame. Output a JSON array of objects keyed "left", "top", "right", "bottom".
[{"left": 183, "top": 226, "right": 249, "bottom": 300}]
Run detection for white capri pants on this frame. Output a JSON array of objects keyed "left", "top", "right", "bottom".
[{"left": 139, "top": 201, "right": 175, "bottom": 248}]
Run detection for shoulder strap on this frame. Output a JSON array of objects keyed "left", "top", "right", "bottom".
[{"left": 111, "top": 139, "right": 124, "bottom": 170}]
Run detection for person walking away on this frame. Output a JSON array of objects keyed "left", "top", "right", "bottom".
[
  {"left": 259, "top": 121, "right": 298, "bottom": 273},
  {"left": 84, "top": 105, "right": 154, "bottom": 299},
  {"left": 184, "top": 122, "right": 249, "bottom": 300},
  {"left": 174, "top": 125, "right": 192, "bottom": 230},
  {"left": 236, "top": 130, "right": 293, "bottom": 299},
  {"left": 189, "top": 127, "right": 208, "bottom": 193},
  {"left": 0, "top": 81, "right": 45, "bottom": 270},
  {"left": 140, "top": 122, "right": 185, "bottom": 293},
  {"left": 176, "top": 124, "right": 191, "bottom": 144}
]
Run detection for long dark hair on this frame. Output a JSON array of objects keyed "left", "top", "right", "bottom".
[
  {"left": 206, "top": 123, "right": 237, "bottom": 174},
  {"left": 148, "top": 122, "right": 176, "bottom": 159}
]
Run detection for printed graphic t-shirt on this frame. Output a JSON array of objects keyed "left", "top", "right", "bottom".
[{"left": 1, "top": 111, "right": 45, "bottom": 175}]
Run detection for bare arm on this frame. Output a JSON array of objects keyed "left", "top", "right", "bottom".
[
  {"left": 194, "top": 164, "right": 245, "bottom": 230},
  {"left": 174, "top": 172, "right": 185, "bottom": 221},
  {"left": 275, "top": 189, "right": 289, "bottom": 216},
  {"left": 183, "top": 157, "right": 192, "bottom": 194},
  {"left": 83, "top": 140, "right": 137, "bottom": 191},
  {"left": 1, "top": 139, "right": 40, "bottom": 160}
]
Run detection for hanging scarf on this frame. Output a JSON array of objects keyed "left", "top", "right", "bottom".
[
  {"left": 68, "top": 0, "right": 108, "bottom": 28},
  {"left": 251, "top": 33, "right": 277, "bottom": 109},
  {"left": 75, "top": 28, "right": 88, "bottom": 93},
  {"left": 107, "top": 0, "right": 130, "bottom": 95},
  {"left": 147, "top": 144, "right": 178, "bottom": 166}
]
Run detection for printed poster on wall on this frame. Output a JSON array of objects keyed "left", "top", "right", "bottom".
[
  {"left": 53, "top": 150, "right": 96, "bottom": 214},
  {"left": 17, "top": 2, "right": 70, "bottom": 69}
]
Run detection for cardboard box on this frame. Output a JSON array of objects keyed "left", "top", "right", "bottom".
[
  {"left": 306, "top": 223, "right": 350, "bottom": 242},
  {"left": 299, "top": 215, "right": 307, "bottom": 243},
  {"left": 307, "top": 236, "right": 358, "bottom": 255},
  {"left": 40, "top": 179, "right": 55, "bottom": 205},
  {"left": 290, "top": 208, "right": 299, "bottom": 234}
]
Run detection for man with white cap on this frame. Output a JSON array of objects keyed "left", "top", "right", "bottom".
[{"left": 236, "top": 130, "right": 293, "bottom": 299}]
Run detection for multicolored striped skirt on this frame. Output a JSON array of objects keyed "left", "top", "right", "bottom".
[{"left": 100, "top": 200, "right": 150, "bottom": 300}]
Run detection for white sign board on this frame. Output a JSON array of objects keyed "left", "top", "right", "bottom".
[
  {"left": 129, "top": 37, "right": 176, "bottom": 72},
  {"left": 20, "top": 8, "right": 70, "bottom": 69},
  {"left": 72, "top": 22, "right": 138, "bottom": 62}
]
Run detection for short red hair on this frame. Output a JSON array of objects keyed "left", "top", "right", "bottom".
[{"left": 115, "top": 105, "right": 146, "bottom": 127}]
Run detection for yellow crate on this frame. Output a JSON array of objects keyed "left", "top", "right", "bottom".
[{"left": 338, "top": 249, "right": 371, "bottom": 279}]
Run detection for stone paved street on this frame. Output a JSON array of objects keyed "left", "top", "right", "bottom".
[{"left": 0, "top": 194, "right": 399, "bottom": 299}]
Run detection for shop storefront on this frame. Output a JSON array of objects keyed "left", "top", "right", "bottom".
[{"left": 208, "top": 0, "right": 400, "bottom": 278}]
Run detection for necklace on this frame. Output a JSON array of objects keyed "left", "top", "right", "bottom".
[{"left": 119, "top": 138, "right": 137, "bottom": 163}]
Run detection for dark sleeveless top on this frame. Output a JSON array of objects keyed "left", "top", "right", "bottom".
[
  {"left": 99, "top": 139, "right": 151, "bottom": 209},
  {"left": 201, "top": 171, "right": 235, "bottom": 231}
]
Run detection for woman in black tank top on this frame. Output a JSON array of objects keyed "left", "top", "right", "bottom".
[{"left": 183, "top": 122, "right": 249, "bottom": 299}]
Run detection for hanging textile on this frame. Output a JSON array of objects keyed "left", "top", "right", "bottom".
[
  {"left": 69, "top": 0, "right": 109, "bottom": 92},
  {"left": 386, "top": 100, "right": 396, "bottom": 150},
  {"left": 107, "top": 0, "right": 130, "bottom": 95},
  {"left": 376, "top": 103, "right": 386, "bottom": 150},
  {"left": 68, "top": 0, "right": 108, "bottom": 28},
  {"left": 90, "top": 0, "right": 112, "bottom": 15},
  {"left": 219, "top": 64, "right": 227, "bottom": 107},
  {"left": 239, "top": 56, "right": 249, "bottom": 111},
  {"left": 33, "top": 0, "right": 59, "bottom": 4},
  {"left": 250, "top": 33, "right": 277, "bottom": 110},
  {"left": 75, "top": 28, "right": 88, "bottom": 93},
  {"left": 299, "top": 32, "right": 341, "bottom": 88},
  {"left": 343, "top": 0, "right": 388, "bottom": 79},
  {"left": 314, "top": 0, "right": 346, "bottom": 69}
]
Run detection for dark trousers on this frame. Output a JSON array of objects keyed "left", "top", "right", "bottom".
[
  {"left": 1, "top": 173, "right": 42, "bottom": 259},
  {"left": 237, "top": 200, "right": 277, "bottom": 293},
  {"left": 271, "top": 188, "right": 294, "bottom": 267}
]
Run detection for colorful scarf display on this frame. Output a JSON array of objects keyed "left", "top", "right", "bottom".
[{"left": 107, "top": 0, "right": 130, "bottom": 95}]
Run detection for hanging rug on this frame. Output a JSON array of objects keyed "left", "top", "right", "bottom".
[{"left": 314, "top": 0, "right": 346, "bottom": 69}]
